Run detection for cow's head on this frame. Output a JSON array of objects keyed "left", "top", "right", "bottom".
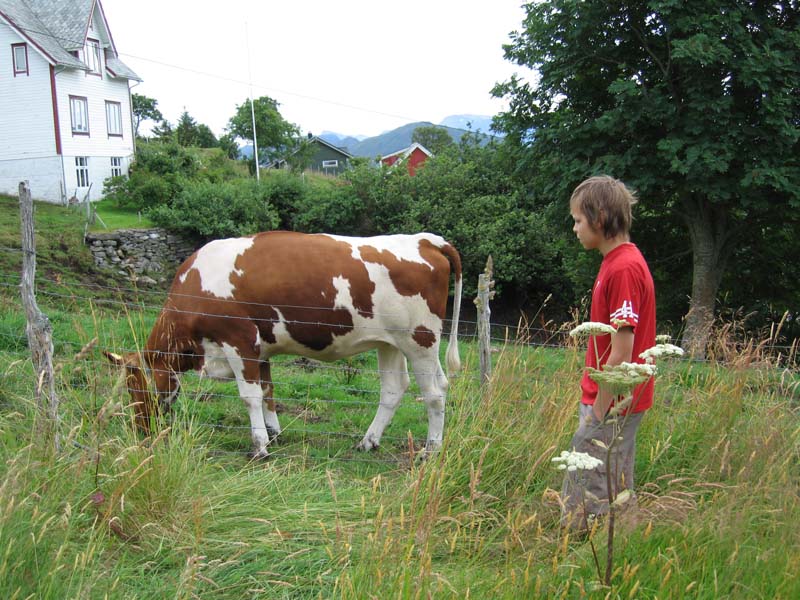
[{"left": 104, "top": 350, "right": 180, "bottom": 433}]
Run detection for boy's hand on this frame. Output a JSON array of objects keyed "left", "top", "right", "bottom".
[{"left": 594, "top": 326, "right": 635, "bottom": 420}]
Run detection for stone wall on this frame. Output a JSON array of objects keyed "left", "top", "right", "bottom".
[{"left": 85, "top": 228, "right": 197, "bottom": 285}]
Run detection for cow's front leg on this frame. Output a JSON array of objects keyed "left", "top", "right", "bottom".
[
  {"left": 224, "top": 345, "right": 270, "bottom": 459},
  {"left": 358, "top": 346, "right": 409, "bottom": 451},
  {"left": 259, "top": 359, "right": 281, "bottom": 442}
]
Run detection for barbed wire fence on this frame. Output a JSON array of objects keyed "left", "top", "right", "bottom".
[
  {"left": 6, "top": 182, "right": 799, "bottom": 464},
  {"left": 7, "top": 182, "right": 542, "bottom": 464}
]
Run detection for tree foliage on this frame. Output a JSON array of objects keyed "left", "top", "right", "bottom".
[
  {"left": 175, "top": 111, "right": 218, "bottom": 148},
  {"left": 494, "top": 0, "right": 800, "bottom": 353},
  {"left": 226, "top": 96, "right": 301, "bottom": 165},
  {"left": 412, "top": 125, "right": 454, "bottom": 154},
  {"left": 131, "top": 93, "right": 163, "bottom": 138}
]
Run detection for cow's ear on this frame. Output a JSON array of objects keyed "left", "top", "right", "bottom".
[{"left": 104, "top": 351, "right": 125, "bottom": 366}]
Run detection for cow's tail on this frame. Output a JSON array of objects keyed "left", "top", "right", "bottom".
[{"left": 442, "top": 243, "right": 462, "bottom": 377}]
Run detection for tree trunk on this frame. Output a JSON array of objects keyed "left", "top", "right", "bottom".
[{"left": 680, "top": 196, "right": 730, "bottom": 359}]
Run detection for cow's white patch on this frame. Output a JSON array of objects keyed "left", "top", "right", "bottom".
[
  {"left": 331, "top": 275, "right": 353, "bottom": 310},
  {"left": 322, "top": 233, "right": 446, "bottom": 270},
  {"left": 198, "top": 339, "right": 235, "bottom": 379},
  {"left": 180, "top": 237, "right": 254, "bottom": 298}
]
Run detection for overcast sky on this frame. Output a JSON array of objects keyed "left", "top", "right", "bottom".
[{"left": 100, "top": 0, "right": 532, "bottom": 139}]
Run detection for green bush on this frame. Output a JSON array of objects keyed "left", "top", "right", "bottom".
[
  {"left": 102, "top": 141, "right": 201, "bottom": 211},
  {"left": 257, "top": 170, "right": 307, "bottom": 230},
  {"left": 149, "top": 179, "right": 280, "bottom": 239},
  {"left": 292, "top": 179, "right": 366, "bottom": 234}
]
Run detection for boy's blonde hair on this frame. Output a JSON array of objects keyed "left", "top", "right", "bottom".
[{"left": 570, "top": 175, "right": 637, "bottom": 239}]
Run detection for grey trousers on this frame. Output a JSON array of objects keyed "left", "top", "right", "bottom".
[{"left": 560, "top": 403, "right": 644, "bottom": 527}]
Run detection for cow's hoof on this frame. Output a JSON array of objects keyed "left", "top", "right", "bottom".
[
  {"left": 356, "top": 436, "right": 380, "bottom": 451},
  {"left": 416, "top": 441, "right": 442, "bottom": 462},
  {"left": 248, "top": 449, "right": 271, "bottom": 461},
  {"left": 266, "top": 427, "right": 281, "bottom": 443}
]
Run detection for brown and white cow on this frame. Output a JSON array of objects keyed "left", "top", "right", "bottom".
[{"left": 105, "top": 231, "right": 462, "bottom": 459}]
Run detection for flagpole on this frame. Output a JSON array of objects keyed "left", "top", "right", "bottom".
[{"left": 245, "top": 21, "right": 260, "bottom": 181}]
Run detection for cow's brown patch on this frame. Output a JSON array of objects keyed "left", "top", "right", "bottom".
[
  {"left": 412, "top": 326, "right": 436, "bottom": 348},
  {"left": 231, "top": 232, "right": 376, "bottom": 351},
  {"left": 359, "top": 239, "right": 451, "bottom": 318}
]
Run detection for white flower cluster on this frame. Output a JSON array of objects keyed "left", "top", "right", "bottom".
[
  {"left": 569, "top": 321, "right": 617, "bottom": 339},
  {"left": 589, "top": 361, "right": 657, "bottom": 394},
  {"left": 655, "top": 334, "right": 672, "bottom": 344},
  {"left": 552, "top": 450, "right": 604, "bottom": 472},
  {"left": 639, "top": 343, "right": 685, "bottom": 364}
]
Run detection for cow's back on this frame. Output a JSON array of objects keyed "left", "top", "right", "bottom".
[{"left": 162, "top": 231, "right": 458, "bottom": 359}]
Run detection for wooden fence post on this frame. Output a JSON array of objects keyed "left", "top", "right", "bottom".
[
  {"left": 19, "top": 181, "right": 60, "bottom": 452},
  {"left": 474, "top": 255, "right": 495, "bottom": 386}
]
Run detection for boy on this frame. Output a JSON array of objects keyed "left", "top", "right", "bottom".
[{"left": 561, "top": 175, "right": 656, "bottom": 530}]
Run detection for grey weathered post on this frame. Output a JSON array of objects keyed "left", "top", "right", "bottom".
[
  {"left": 19, "top": 182, "right": 60, "bottom": 451},
  {"left": 474, "top": 255, "right": 495, "bottom": 386}
]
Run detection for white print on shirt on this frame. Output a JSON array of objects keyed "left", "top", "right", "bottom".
[{"left": 610, "top": 300, "right": 639, "bottom": 323}]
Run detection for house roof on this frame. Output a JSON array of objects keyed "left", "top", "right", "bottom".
[
  {"left": 311, "top": 136, "right": 354, "bottom": 159},
  {"left": 0, "top": 0, "right": 140, "bottom": 80},
  {"left": 381, "top": 142, "right": 433, "bottom": 161}
]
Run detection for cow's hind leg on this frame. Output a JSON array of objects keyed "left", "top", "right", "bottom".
[
  {"left": 410, "top": 353, "right": 449, "bottom": 454},
  {"left": 259, "top": 359, "right": 281, "bottom": 442},
  {"left": 224, "top": 345, "right": 271, "bottom": 459},
  {"left": 357, "top": 345, "right": 410, "bottom": 451}
]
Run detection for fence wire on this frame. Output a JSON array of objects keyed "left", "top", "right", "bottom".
[{"left": 2, "top": 254, "right": 799, "bottom": 469}]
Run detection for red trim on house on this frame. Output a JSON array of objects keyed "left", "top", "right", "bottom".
[
  {"left": 69, "top": 95, "right": 90, "bottom": 136},
  {"left": 84, "top": 38, "right": 103, "bottom": 78},
  {"left": 95, "top": 0, "right": 118, "bottom": 56},
  {"left": 11, "top": 43, "right": 29, "bottom": 76},
  {"left": 104, "top": 100, "right": 123, "bottom": 137},
  {"left": 50, "top": 65, "right": 62, "bottom": 155}
]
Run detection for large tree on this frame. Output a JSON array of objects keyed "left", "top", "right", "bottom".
[
  {"left": 226, "top": 96, "right": 300, "bottom": 166},
  {"left": 495, "top": 0, "right": 800, "bottom": 356},
  {"left": 175, "top": 110, "right": 218, "bottom": 148},
  {"left": 131, "top": 93, "right": 163, "bottom": 138}
]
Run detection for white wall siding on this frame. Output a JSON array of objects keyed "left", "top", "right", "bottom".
[
  {"left": 61, "top": 153, "right": 132, "bottom": 201},
  {"left": 56, "top": 70, "right": 135, "bottom": 159},
  {"left": 0, "top": 156, "right": 65, "bottom": 203},
  {"left": 0, "top": 23, "right": 58, "bottom": 161}
]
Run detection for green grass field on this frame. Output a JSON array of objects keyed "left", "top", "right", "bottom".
[
  {"left": 1, "top": 196, "right": 799, "bottom": 598},
  {"left": 90, "top": 198, "right": 156, "bottom": 230}
]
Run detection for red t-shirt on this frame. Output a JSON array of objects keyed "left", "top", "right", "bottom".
[{"left": 580, "top": 243, "right": 656, "bottom": 413}]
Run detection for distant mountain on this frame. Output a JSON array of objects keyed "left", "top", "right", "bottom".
[
  {"left": 439, "top": 114, "right": 496, "bottom": 133},
  {"left": 318, "top": 131, "right": 366, "bottom": 149},
  {"left": 320, "top": 120, "right": 496, "bottom": 158}
]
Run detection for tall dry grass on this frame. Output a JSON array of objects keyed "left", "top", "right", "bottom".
[{"left": 0, "top": 318, "right": 798, "bottom": 598}]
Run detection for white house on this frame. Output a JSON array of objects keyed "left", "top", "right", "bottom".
[{"left": 0, "top": 0, "right": 140, "bottom": 203}]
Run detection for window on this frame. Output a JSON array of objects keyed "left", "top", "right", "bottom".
[
  {"left": 105, "top": 101, "right": 122, "bottom": 136},
  {"left": 83, "top": 39, "right": 101, "bottom": 75},
  {"left": 322, "top": 160, "right": 339, "bottom": 169},
  {"left": 12, "top": 43, "right": 28, "bottom": 75},
  {"left": 70, "top": 96, "right": 89, "bottom": 134},
  {"left": 75, "top": 157, "right": 89, "bottom": 187},
  {"left": 110, "top": 157, "right": 123, "bottom": 177}
]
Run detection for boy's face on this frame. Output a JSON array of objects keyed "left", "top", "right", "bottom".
[{"left": 570, "top": 206, "right": 603, "bottom": 251}]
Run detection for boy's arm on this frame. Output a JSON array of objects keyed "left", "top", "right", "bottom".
[{"left": 593, "top": 326, "right": 635, "bottom": 420}]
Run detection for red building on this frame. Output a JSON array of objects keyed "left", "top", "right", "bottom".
[{"left": 380, "top": 143, "right": 433, "bottom": 176}]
